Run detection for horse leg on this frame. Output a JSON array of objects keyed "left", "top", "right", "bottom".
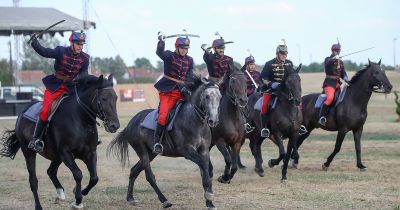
[
  {"left": 268, "top": 137, "right": 285, "bottom": 168},
  {"left": 47, "top": 160, "right": 66, "bottom": 202},
  {"left": 81, "top": 151, "right": 98, "bottom": 196},
  {"left": 185, "top": 148, "right": 216, "bottom": 210},
  {"left": 127, "top": 153, "right": 156, "bottom": 205},
  {"left": 142, "top": 151, "right": 171, "bottom": 208},
  {"left": 353, "top": 127, "right": 367, "bottom": 171},
  {"left": 281, "top": 136, "right": 296, "bottom": 183},
  {"left": 250, "top": 134, "right": 265, "bottom": 177},
  {"left": 323, "top": 130, "right": 347, "bottom": 170},
  {"left": 60, "top": 152, "right": 84, "bottom": 209},
  {"left": 290, "top": 130, "right": 311, "bottom": 167},
  {"left": 228, "top": 142, "right": 242, "bottom": 180},
  {"left": 22, "top": 150, "right": 42, "bottom": 210},
  {"left": 216, "top": 142, "right": 232, "bottom": 184},
  {"left": 208, "top": 159, "right": 214, "bottom": 179},
  {"left": 237, "top": 153, "right": 246, "bottom": 169}
]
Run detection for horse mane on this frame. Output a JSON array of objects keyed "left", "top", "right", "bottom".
[
  {"left": 75, "top": 74, "right": 113, "bottom": 89},
  {"left": 349, "top": 64, "right": 371, "bottom": 84}
]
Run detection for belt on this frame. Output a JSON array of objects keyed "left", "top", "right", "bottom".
[
  {"left": 55, "top": 74, "right": 72, "bottom": 82},
  {"left": 209, "top": 76, "right": 221, "bottom": 81},
  {"left": 164, "top": 75, "right": 184, "bottom": 84},
  {"left": 326, "top": 75, "right": 339, "bottom": 80}
]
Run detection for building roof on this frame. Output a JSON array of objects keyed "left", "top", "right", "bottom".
[{"left": 0, "top": 7, "right": 96, "bottom": 36}]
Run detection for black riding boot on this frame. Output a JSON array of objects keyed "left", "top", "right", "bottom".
[
  {"left": 153, "top": 123, "right": 165, "bottom": 154},
  {"left": 260, "top": 113, "right": 270, "bottom": 138},
  {"left": 28, "top": 119, "right": 47, "bottom": 153},
  {"left": 318, "top": 104, "right": 329, "bottom": 126}
]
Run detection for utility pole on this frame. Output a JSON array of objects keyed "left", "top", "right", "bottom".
[
  {"left": 83, "top": 0, "right": 91, "bottom": 74},
  {"left": 12, "top": 0, "right": 21, "bottom": 85},
  {"left": 394, "top": 38, "right": 397, "bottom": 70}
]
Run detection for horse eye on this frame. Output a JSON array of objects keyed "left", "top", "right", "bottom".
[{"left": 206, "top": 95, "right": 210, "bottom": 100}]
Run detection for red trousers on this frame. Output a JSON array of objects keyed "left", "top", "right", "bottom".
[
  {"left": 261, "top": 93, "right": 271, "bottom": 114},
  {"left": 40, "top": 85, "right": 68, "bottom": 121},
  {"left": 323, "top": 86, "right": 336, "bottom": 106},
  {"left": 158, "top": 90, "right": 184, "bottom": 126}
]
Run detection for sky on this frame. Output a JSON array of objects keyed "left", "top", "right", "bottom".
[{"left": 0, "top": 0, "right": 399, "bottom": 68}]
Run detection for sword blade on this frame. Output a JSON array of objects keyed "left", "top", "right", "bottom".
[
  {"left": 340, "top": 47, "right": 375, "bottom": 58},
  {"left": 27, "top": 20, "right": 66, "bottom": 44}
]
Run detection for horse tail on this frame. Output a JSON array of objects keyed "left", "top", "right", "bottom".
[
  {"left": 0, "top": 130, "right": 20, "bottom": 159},
  {"left": 107, "top": 128, "right": 130, "bottom": 168}
]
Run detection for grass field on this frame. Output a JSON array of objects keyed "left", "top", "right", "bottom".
[{"left": 0, "top": 72, "right": 399, "bottom": 210}]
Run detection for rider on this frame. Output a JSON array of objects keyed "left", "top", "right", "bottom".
[
  {"left": 153, "top": 35, "right": 194, "bottom": 154},
  {"left": 318, "top": 43, "right": 349, "bottom": 126},
  {"left": 28, "top": 30, "right": 90, "bottom": 152},
  {"left": 259, "top": 42, "right": 293, "bottom": 138},
  {"left": 242, "top": 55, "right": 261, "bottom": 96},
  {"left": 203, "top": 37, "right": 233, "bottom": 83}
]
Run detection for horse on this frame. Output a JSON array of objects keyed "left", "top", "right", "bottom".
[
  {"left": 209, "top": 64, "right": 249, "bottom": 184},
  {"left": 107, "top": 76, "right": 221, "bottom": 210},
  {"left": 291, "top": 59, "right": 392, "bottom": 171},
  {"left": 0, "top": 75, "right": 120, "bottom": 210},
  {"left": 244, "top": 66, "right": 303, "bottom": 181}
]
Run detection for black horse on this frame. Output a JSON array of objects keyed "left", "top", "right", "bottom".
[
  {"left": 291, "top": 60, "right": 392, "bottom": 171},
  {"left": 0, "top": 75, "right": 120, "bottom": 210},
  {"left": 107, "top": 77, "right": 221, "bottom": 210},
  {"left": 241, "top": 66, "right": 302, "bottom": 182},
  {"left": 209, "top": 65, "right": 248, "bottom": 184}
]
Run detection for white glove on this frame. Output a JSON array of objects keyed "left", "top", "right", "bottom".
[
  {"left": 333, "top": 55, "right": 340, "bottom": 60},
  {"left": 158, "top": 34, "right": 165, "bottom": 41}
]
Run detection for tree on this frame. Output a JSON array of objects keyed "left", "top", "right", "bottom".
[
  {"left": 134, "top": 57, "right": 154, "bottom": 69},
  {"left": 92, "top": 56, "right": 127, "bottom": 82},
  {"left": 21, "top": 34, "right": 61, "bottom": 74},
  {"left": 0, "top": 59, "right": 13, "bottom": 86},
  {"left": 155, "top": 60, "right": 163, "bottom": 72}
]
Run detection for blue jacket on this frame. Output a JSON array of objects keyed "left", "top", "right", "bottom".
[
  {"left": 323, "top": 55, "right": 347, "bottom": 88},
  {"left": 203, "top": 52, "right": 233, "bottom": 79},
  {"left": 31, "top": 39, "right": 90, "bottom": 93},
  {"left": 154, "top": 41, "right": 194, "bottom": 92}
]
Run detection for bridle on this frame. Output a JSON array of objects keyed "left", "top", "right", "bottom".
[
  {"left": 225, "top": 72, "right": 246, "bottom": 107},
  {"left": 191, "top": 84, "right": 220, "bottom": 125},
  {"left": 74, "top": 84, "right": 113, "bottom": 126}
]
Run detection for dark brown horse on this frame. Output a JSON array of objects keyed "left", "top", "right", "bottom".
[
  {"left": 291, "top": 60, "right": 392, "bottom": 171},
  {"left": 208, "top": 64, "right": 249, "bottom": 184},
  {"left": 0, "top": 75, "right": 120, "bottom": 210}
]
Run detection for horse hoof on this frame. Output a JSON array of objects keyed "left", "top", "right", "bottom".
[
  {"left": 281, "top": 179, "right": 288, "bottom": 184},
  {"left": 322, "top": 164, "right": 329, "bottom": 171},
  {"left": 208, "top": 206, "right": 217, "bottom": 210},
  {"left": 71, "top": 202, "right": 83, "bottom": 210},
  {"left": 204, "top": 192, "right": 214, "bottom": 201},
  {"left": 289, "top": 159, "right": 298, "bottom": 169},
  {"left": 127, "top": 198, "right": 138, "bottom": 206},
  {"left": 217, "top": 176, "right": 230, "bottom": 184},
  {"left": 254, "top": 168, "right": 265, "bottom": 177},
  {"left": 268, "top": 160, "right": 274, "bottom": 168},
  {"left": 162, "top": 200, "right": 173, "bottom": 208},
  {"left": 238, "top": 165, "right": 246, "bottom": 169},
  {"left": 359, "top": 167, "right": 367, "bottom": 172}
]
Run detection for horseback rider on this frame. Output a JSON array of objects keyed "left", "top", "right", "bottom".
[
  {"left": 318, "top": 43, "right": 349, "bottom": 126},
  {"left": 203, "top": 37, "right": 234, "bottom": 83},
  {"left": 28, "top": 30, "right": 90, "bottom": 152},
  {"left": 259, "top": 42, "right": 293, "bottom": 138},
  {"left": 242, "top": 55, "right": 261, "bottom": 96},
  {"left": 153, "top": 35, "right": 194, "bottom": 154}
]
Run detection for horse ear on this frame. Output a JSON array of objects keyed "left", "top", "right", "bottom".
[
  {"left": 378, "top": 59, "right": 381, "bottom": 65},
  {"left": 108, "top": 74, "right": 114, "bottom": 82},
  {"left": 296, "top": 64, "right": 302, "bottom": 73},
  {"left": 368, "top": 59, "right": 371, "bottom": 65},
  {"left": 201, "top": 76, "right": 209, "bottom": 85}
]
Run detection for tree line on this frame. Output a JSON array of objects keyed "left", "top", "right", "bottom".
[{"left": 0, "top": 35, "right": 395, "bottom": 86}]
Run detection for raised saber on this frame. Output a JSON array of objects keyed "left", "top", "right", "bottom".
[
  {"left": 27, "top": 20, "right": 66, "bottom": 44},
  {"left": 340, "top": 47, "right": 375, "bottom": 58},
  {"left": 245, "top": 69, "right": 258, "bottom": 89},
  {"left": 165, "top": 34, "right": 200, "bottom": 39}
]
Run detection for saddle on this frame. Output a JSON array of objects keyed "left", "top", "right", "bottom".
[
  {"left": 140, "top": 100, "right": 184, "bottom": 131},
  {"left": 254, "top": 95, "right": 278, "bottom": 111},
  {"left": 22, "top": 94, "right": 69, "bottom": 123},
  {"left": 314, "top": 85, "right": 348, "bottom": 108}
]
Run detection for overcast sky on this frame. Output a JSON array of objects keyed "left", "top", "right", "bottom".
[{"left": 0, "top": 0, "right": 399, "bottom": 67}]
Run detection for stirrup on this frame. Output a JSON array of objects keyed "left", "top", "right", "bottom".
[
  {"left": 318, "top": 117, "right": 327, "bottom": 126},
  {"left": 244, "top": 123, "right": 255, "bottom": 134},
  {"left": 153, "top": 143, "right": 163, "bottom": 154},
  {"left": 260, "top": 128, "right": 270, "bottom": 138},
  {"left": 28, "top": 140, "right": 35, "bottom": 149},
  {"left": 299, "top": 125, "right": 308, "bottom": 135},
  {"left": 34, "top": 139, "right": 44, "bottom": 153}
]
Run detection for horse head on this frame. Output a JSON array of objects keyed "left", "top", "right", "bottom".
[
  {"left": 281, "top": 64, "right": 302, "bottom": 106},
  {"left": 367, "top": 59, "right": 392, "bottom": 93},
  {"left": 76, "top": 74, "right": 120, "bottom": 133},
  {"left": 222, "top": 63, "right": 248, "bottom": 107}
]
